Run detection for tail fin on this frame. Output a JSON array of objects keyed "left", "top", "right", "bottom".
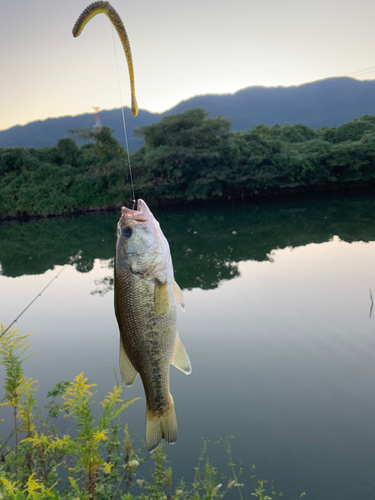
[{"left": 145, "top": 395, "right": 178, "bottom": 453}]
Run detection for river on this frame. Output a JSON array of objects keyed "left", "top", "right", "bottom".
[{"left": 1, "top": 189, "right": 375, "bottom": 499}]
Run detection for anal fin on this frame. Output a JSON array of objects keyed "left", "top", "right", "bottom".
[
  {"left": 171, "top": 333, "right": 192, "bottom": 375},
  {"left": 119, "top": 340, "right": 138, "bottom": 387}
]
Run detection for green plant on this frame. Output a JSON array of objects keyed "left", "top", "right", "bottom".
[
  {"left": 0, "top": 324, "right": 305, "bottom": 499},
  {"left": 0, "top": 325, "right": 142, "bottom": 499},
  {"left": 0, "top": 326, "right": 36, "bottom": 474}
]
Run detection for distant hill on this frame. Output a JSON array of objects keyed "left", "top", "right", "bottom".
[
  {"left": 0, "top": 108, "right": 160, "bottom": 153},
  {"left": 1, "top": 77, "right": 375, "bottom": 153}
]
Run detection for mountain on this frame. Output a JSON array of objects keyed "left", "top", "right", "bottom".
[
  {"left": 0, "top": 108, "right": 160, "bottom": 153},
  {"left": 1, "top": 77, "right": 375, "bottom": 153},
  {"left": 166, "top": 77, "right": 375, "bottom": 130}
]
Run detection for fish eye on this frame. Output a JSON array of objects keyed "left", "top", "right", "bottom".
[{"left": 122, "top": 227, "right": 132, "bottom": 238}]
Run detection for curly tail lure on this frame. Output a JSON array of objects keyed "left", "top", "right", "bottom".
[{"left": 72, "top": 1, "right": 138, "bottom": 117}]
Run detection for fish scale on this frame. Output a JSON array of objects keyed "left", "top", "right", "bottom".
[
  {"left": 114, "top": 200, "right": 191, "bottom": 452},
  {"left": 115, "top": 268, "right": 175, "bottom": 415}
]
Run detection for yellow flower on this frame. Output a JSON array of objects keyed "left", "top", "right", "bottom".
[
  {"left": 103, "top": 462, "right": 112, "bottom": 474},
  {"left": 94, "top": 429, "right": 109, "bottom": 442}
]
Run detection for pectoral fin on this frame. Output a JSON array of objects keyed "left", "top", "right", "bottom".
[
  {"left": 171, "top": 333, "right": 192, "bottom": 375},
  {"left": 119, "top": 340, "right": 138, "bottom": 387},
  {"left": 174, "top": 281, "right": 185, "bottom": 312},
  {"left": 154, "top": 281, "right": 170, "bottom": 317}
]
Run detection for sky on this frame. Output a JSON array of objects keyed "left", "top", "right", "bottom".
[{"left": 1, "top": 0, "right": 375, "bottom": 132}]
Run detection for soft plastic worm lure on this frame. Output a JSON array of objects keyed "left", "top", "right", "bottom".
[{"left": 72, "top": 1, "right": 138, "bottom": 117}]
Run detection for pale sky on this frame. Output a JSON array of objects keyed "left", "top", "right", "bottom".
[{"left": 1, "top": 0, "right": 375, "bottom": 131}]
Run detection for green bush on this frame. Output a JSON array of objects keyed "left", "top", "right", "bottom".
[{"left": 2, "top": 111, "right": 375, "bottom": 218}]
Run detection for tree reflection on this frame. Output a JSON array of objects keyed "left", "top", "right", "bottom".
[{"left": 1, "top": 190, "right": 375, "bottom": 290}]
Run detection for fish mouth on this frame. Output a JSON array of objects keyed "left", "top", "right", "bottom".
[
  {"left": 121, "top": 199, "right": 150, "bottom": 223},
  {"left": 118, "top": 199, "right": 164, "bottom": 258}
]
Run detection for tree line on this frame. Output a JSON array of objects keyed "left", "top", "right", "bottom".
[{"left": 1, "top": 108, "right": 375, "bottom": 217}]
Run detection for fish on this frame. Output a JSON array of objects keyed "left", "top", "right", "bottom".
[{"left": 114, "top": 199, "right": 191, "bottom": 452}]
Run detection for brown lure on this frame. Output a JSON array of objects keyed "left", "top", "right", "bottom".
[{"left": 72, "top": 1, "right": 138, "bottom": 117}]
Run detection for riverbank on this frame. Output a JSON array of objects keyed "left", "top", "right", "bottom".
[
  {"left": 2, "top": 177, "right": 375, "bottom": 223},
  {"left": 2, "top": 109, "right": 375, "bottom": 220}
]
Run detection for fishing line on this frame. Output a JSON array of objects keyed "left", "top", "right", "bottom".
[
  {"left": 347, "top": 65, "right": 375, "bottom": 77},
  {"left": 1, "top": 4, "right": 139, "bottom": 339},
  {"left": 72, "top": 1, "right": 139, "bottom": 209},
  {"left": 111, "top": 25, "right": 136, "bottom": 210},
  {"left": 0, "top": 251, "right": 82, "bottom": 339}
]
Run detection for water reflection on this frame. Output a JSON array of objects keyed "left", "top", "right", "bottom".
[
  {"left": 91, "top": 259, "right": 114, "bottom": 296},
  {"left": 1, "top": 190, "right": 375, "bottom": 291}
]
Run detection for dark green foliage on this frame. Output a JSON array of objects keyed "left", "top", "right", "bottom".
[
  {"left": 134, "top": 110, "right": 375, "bottom": 202},
  {"left": 69, "top": 127, "right": 126, "bottom": 163},
  {"left": 0, "top": 127, "right": 132, "bottom": 217},
  {"left": 135, "top": 108, "right": 230, "bottom": 148},
  {"left": 0, "top": 148, "right": 39, "bottom": 175},
  {"left": 56, "top": 138, "right": 79, "bottom": 166},
  {"left": 133, "top": 109, "right": 231, "bottom": 200},
  {"left": 1, "top": 112, "right": 375, "bottom": 218},
  {"left": 318, "top": 115, "right": 375, "bottom": 143}
]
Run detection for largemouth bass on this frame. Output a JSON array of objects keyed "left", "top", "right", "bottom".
[{"left": 114, "top": 199, "right": 191, "bottom": 452}]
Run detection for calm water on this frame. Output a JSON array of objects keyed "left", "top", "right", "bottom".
[{"left": 1, "top": 190, "right": 375, "bottom": 499}]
